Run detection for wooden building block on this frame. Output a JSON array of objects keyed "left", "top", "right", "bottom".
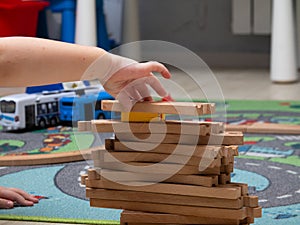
[
  {"left": 226, "top": 122, "right": 300, "bottom": 134},
  {"left": 165, "top": 174, "right": 218, "bottom": 187},
  {"left": 121, "top": 112, "right": 165, "bottom": 122},
  {"left": 87, "top": 168, "right": 100, "bottom": 180},
  {"left": 101, "top": 100, "right": 215, "bottom": 115},
  {"left": 222, "top": 155, "right": 235, "bottom": 165},
  {"left": 90, "top": 119, "right": 224, "bottom": 136},
  {"left": 107, "top": 145, "right": 222, "bottom": 162},
  {"left": 90, "top": 199, "right": 248, "bottom": 219},
  {"left": 246, "top": 206, "right": 262, "bottom": 218},
  {"left": 0, "top": 149, "right": 92, "bottom": 166},
  {"left": 94, "top": 169, "right": 218, "bottom": 187},
  {"left": 86, "top": 177, "right": 242, "bottom": 199},
  {"left": 120, "top": 210, "right": 250, "bottom": 225},
  {"left": 220, "top": 163, "right": 234, "bottom": 174},
  {"left": 218, "top": 173, "right": 231, "bottom": 185},
  {"left": 105, "top": 139, "right": 223, "bottom": 158},
  {"left": 115, "top": 131, "right": 244, "bottom": 145},
  {"left": 95, "top": 160, "right": 222, "bottom": 176},
  {"left": 220, "top": 183, "right": 249, "bottom": 196},
  {"left": 243, "top": 196, "right": 259, "bottom": 208},
  {"left": 86, "top": 188, "right": 244, "bottom": 209},
  {"left": 99, "top": 151, "right": 221, "bottom": 168},
  {"left": 80, "top": 174, "right": 88, "bottom": 185}
]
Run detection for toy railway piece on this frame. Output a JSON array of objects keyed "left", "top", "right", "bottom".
[
  {"left": 85, "top": 175, "right": 242, "bottom": 199},
  {"left": 86, "top": 188, "right": 244, "bottom": 209},
  {"left": 120, "top": 210, "right": 252, "bottom": 225},
  {"left": 104, "top": 139, "right": 238, "bottom": 169},
  {"left": 79, "top": 100, "right": 262, "bottom": 224},
  {"left": 101, "top": 100, "right": 215, "bottom": 115},
  {"left": 115, "top": 131, "right": 244, "bottom": 145},
  {"left": 0, "top": 149, "right": 92, "bottom": 166},
  {"left": 96, "top": 151, "right": 222, "bottom": 168},
  {"left": 90, "top": 141, "right": 236, "bottom": 185},
  {"left": 226, "top": 122, "right": 300, "bottom": 134},
  {"left": 104, "top": 139, "right": 223, "bottom": 156},
  {"left": 98, "top": 169, "right": 219, "bottom": 187},
  {"left": 82, "top": 169, "right": 219, "bottom": 187},
  {"left": 93, "top": 161, "right": 222, "bottom": 175},
  {"left": 90, "top": 198, "right": 261, "bottom": 220},
  {"left": 78, "top": 119, "right": 225, "bottom": 136}
]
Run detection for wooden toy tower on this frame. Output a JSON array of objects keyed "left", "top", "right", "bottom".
[{"left": 79, "top": 100, "right": 262, "bottom": 225}]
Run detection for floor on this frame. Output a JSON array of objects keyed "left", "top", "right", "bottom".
[
  {"left": 0, "top": 68, "right": 299, "bottom": 225},
  {"left": 167, "top": 68, "right": 300, "bottom": 101}
]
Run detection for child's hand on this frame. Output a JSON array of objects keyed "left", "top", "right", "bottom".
[
  {"left": 0, "top": 186, "right": 39, "bottom": 209},
  {"left": 103, "top": 61, "right": 172, "bottom": 110}
]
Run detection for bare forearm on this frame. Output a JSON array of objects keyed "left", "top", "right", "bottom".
[{"left": 0, "top": 37, "right": 106, "bottom": 87}]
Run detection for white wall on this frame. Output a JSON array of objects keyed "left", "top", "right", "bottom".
[{"left": 137, "top": 0, "right": 271, "bottom": 67}]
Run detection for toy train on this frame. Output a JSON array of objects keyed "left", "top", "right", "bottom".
[{"left": 0, "top": 81, "right": 114, "bottom": 131}]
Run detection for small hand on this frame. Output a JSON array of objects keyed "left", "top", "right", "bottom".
[
  {"left": 0, "top": 186, "right": 39, "bottom": 209},
  {"left": 103, "top": 61, "right": 172, "bottom": 110}
]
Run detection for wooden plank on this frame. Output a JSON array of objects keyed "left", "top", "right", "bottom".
[
  {"left": 90, "top": 199, "right": 248, "bottom": 219},
  {"left": 121, "top": 111, "right": 165, "bottom": 122},
  {"left": 218, "top": 173, "right": 231, "bottom": 185},
  {"left": 0, "top": 149, "right": 92, "bottom": 166},
  {"left": 247, "top": 206, "right": 262, "bottom": 218},
  {"left": 97, "top": 151, "right": 221, "bottom": 168},
  {"left": 87, "top": 119, "right": 224, "bottom": 136},
  {"left": 115, "top": 131, "right": 244, "bottom": 145},
  {"left": 165, "top": 174, "right": 218, "bottom": 187},
  {"left": 94, "top": 161, "right": 222, "bottom": 176},
  {"left": 101, "top": 100, "right": 215, "bottom": 115},
  {"left": 220, "top": 163, "right": 234, "bottom": 174},
  {"left": 226, "top": 122, "right": 300, "bottom": 134},
  {"left": 87, "top": 168, "right": 100, "bottom": 180},
  {"left": 106, "top": 139, "right": 225, "bottom": 158},
  {"left": 86, "top": 188, "right": 244, "bottom": 209},
  {"left": 96, "top": 169, "right": 218, "bottom": 187},
  {"left": 243, "top": 196, "right": 259, "bottom": 208},
  {"left": 86, "top": 177, "right": 242, "bottom": 199},
  {"left": 81, "top": 174, "right": 88, "bottom": 185},
  {"left": 220, "top": 183, "right": 249, "bottom": 196},
  {"left": 247, "top": 122, "right": 300, "bottom": 134},
  {"left": 121, "top": 210, "right": 248, "bottom": 225}
]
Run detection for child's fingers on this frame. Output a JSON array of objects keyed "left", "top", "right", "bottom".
[
  {"left": 144, "top": 75, "right": 168, "bottom": 98},
  {"left": 9, "top": 188, "right": 39, "bottom": 203},
  {"left": 137, "top": 61, "right": 172, "bottom": 79},
  {"left": 0, "top": 198, "right": 14, "bottom": 209},
  {"left": 1, "top": 188, "right": 38, "bottom": 206}
]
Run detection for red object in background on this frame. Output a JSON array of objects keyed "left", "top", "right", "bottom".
[{"left": 0, "top": 0, "right": 49, "bottom": 37}]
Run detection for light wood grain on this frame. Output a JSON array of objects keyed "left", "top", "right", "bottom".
[{"left": 101, "top": 100, "right": 215, "bottom": 115}]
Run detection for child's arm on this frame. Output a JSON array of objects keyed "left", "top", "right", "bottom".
[
  {"left": 0, "top": 37, "right": 172, "bottom": 109},
  {"left": 0, "top": 36, "right": 105, "bottom": 87}
]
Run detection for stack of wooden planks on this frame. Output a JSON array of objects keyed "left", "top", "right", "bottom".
[{"left": 80, "top": 100, "right": 262, "bottom": 225}]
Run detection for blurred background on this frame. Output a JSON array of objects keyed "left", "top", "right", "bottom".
[{"left": 1, "top": 0, "right": 300, "bottom": 96}]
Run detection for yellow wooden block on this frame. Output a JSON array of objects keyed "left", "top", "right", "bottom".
[{"left": 121, "top": 112, "right": 165, "bottom": 122}]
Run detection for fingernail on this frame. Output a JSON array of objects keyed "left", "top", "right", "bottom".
[
  {"left": 162, "top": 94, "right": 174, "bottom": 102},
  {"left": 6, "top": 201, "right": 13, "bottom": 208}
]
